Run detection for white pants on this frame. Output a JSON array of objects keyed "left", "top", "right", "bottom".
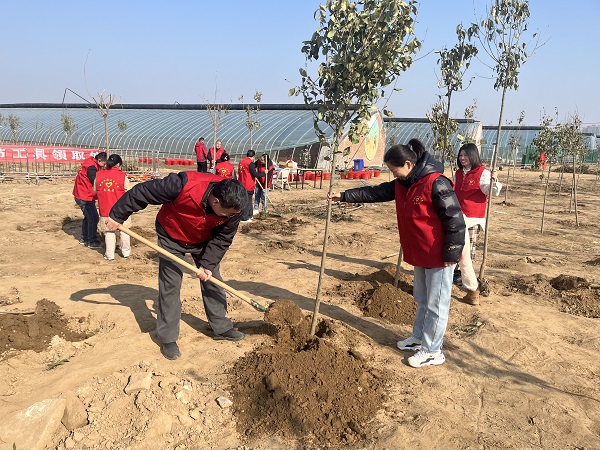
[
  {"left": 100, "top": 216, "right": 132, "bottom": 259},
  {"left": 457, "top": 226, "right": 478, "bottom": 291}
]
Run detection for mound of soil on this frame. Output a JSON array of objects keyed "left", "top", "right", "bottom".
[
  {"left": 507, "top": 273, "right": 600, "bottom": 318},
  {"left": 229, "top": 300, "right": 387, "bottom": 448},
  {"left": 0, "top": 299, "right": 88, "bottom": 358},
  {"left": 357, "top": 284, "right": 416, "bottom": 325}
]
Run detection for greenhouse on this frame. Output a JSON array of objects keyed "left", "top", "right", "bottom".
[{"left": 0, "top": 104, "right": 597, "bottom": 169}]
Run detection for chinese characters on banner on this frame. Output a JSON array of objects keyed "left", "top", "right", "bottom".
[{"left": 0, "top": 145, "right": 103, "bottom": 163}]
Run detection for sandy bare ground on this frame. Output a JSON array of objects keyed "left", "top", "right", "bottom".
[{"left": 0, "top": 168, "right": 599, "bottom": 449}]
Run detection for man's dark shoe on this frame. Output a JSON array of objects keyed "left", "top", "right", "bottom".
[
  {"left": 213, "top": 328, "right": 245, "bottom": 341},
  {"left": 161, "top": 341, "right": 181, "bottom": 360},
  {"left": 87, "top": 241, "right": 102, "bottom": 249}
]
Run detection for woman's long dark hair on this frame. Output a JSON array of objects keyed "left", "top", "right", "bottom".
[
  {"left": 457, "top": 143, "right": 482, "bottom": 170},
  {"left": 383, "top": 138, "right": 426, "bottom": 167},
  {"left": 106, "top": 154, "right": 123, "bottom": 169}
]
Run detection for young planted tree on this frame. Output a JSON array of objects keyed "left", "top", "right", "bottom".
[
  {"left": 427, "top": 97, "right": 457, "bottom": 169},
  {"left": 238, "top": 91, "right": 263, "bottom": 149},
  {"left": 61, "top": 111, "right": 77, "bottom": 146},
  {"left": 290, "top": 0, "right": 421, "bottom": 334},
  {"left": 431, "top": 24, "right": 478, "bottom": 166},
  {"left": 531, "top": 114, "right": 559, "bottom": 233},
  {"left": 8, "top": 115, "right": 21, "bottom": 143},
  {"left": 558, "top": 114, "right": 585, "bottom": 225},
  {"left": 90, "top": 92, "right": 117, "bottom": 151},
  {"left": 204, "top": 86, "right": 229, "bottom": 173},
  {"left": 471, "top": 0, "right": 539, "bottom": 280}
]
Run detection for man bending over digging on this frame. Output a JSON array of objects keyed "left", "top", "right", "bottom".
[{"left": 105, "top": 172, "right": 248, "bottom": 360}]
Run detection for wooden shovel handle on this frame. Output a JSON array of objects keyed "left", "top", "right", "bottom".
[{"left": 117, "top": 224, "right": 267, "bottom": 312}]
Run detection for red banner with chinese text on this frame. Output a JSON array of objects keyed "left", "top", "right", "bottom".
[{"left": 0, "top": 145, "right": 104, "bottom": 163}]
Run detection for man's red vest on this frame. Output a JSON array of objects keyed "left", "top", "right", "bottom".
[
  {"left": 395, "top": 172, "right": 448, "bottom": 268},
  {"left": 73, "top": 156, "right": 100, "bottom": 201},
  {"left": 237, "top": 157, "right": 255, "bottom": 191},
  {"left": 95, "top": 167, "right": 127, "bottom": 217},
  {"left": 215, "top": 161, "right": 235, "bottom": 179},
  {"left": 195, "top": 141, "right": 208, "bottom": 162},
  {"left": 156, "top": 172, "right": 231, "bottom": 245},
  {"left": 454, "top": 165, "right": 487, "bottom": 218}
]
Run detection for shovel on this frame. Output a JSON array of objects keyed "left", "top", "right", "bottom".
[{"left": 117, "top": 225, "right": 268, "bottom": 312}]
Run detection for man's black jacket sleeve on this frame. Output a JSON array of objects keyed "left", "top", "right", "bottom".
[{"left": 109, "top": 172, "right": 186, "bottom": 223}]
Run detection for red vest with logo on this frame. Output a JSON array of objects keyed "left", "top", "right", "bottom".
[
  {"left": 255, "top": 160, "right": 275, "bottom": 188},
  {"left": 238, "top": 157, "right": 255, "bottom": 191},
  {"left": 73, "top": 156, "right": 100, "bottom": 201},
  {"left": 395, "top": 172, "right": 448, "bottom": 268},
  {"left": 95, "top": 167, "right": 127, "bottom": 216},
  {"left": 215, "top": 161, "right": 235, "bottom": 179},
  {"left": 454, "top": 165, "right": 487, "bottom": 218},
  {"left": 156, "top": 172, "right": 230, "bottom": 245}
]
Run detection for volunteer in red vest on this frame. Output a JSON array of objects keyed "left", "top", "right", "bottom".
[
  {"left": 250, "top": 153, "right": 275, "bottom": 214},
  {"left": 237, "top": 150, "right": 256, "bottom": 222},
  {"left": 73, "top": 152, "right": 107, "bottom": 249},
  {"left": 329, "top": 139, "right": 465, "bottom": 368},
  {"left": 207, "top": 140, "right": 225, "bottom": 172},
  {"left": 194, "top": 137, "right": 209, "bottom": 172},
  {"left": 105, "top": 173, "right": 248, "bottom": 360},
  {"left": 453, "top": 143, "right": 502, "bottom": 303},
  {"left": 215, "top": 152, "right": 236, "bottom": 180},
  {"left": 94, "top": 154, "right": 132, "bottom": 261}
]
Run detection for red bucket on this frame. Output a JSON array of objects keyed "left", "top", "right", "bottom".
[
  {"left": 323, "top": 172, "right": 331, "bottom": 180},
  {"left": 373, "top": 170, "right": 381, "bottom": 177},
  {"left": 304, "top": 172, "right": 314, "bottom": 180},
  {"left": 360, "top": 172, "right": 370, "bottom": 179}
]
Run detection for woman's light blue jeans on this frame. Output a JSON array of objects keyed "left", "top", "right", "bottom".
[
  {"left": 412, "top": 265, "right": 455, "bottom": 353},
  {"left": 254, "top": 186, "right": 269, "bottom": 211}
]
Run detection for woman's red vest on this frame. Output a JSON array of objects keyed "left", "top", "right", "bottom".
[
  {"left": 255, "top": 160, "right": 274, "bottom": 188},
  {"left": 238, "top": 157, "right": 255, "bottom": 191},
  {"left": 72, "top": 156, "right": 100, "bottom": 201},
  {"left": 395, "top": 172, "right": 448, "bottom": 268},
  {"left": 454, "top": 165, "right": 487, "bottom": 218},
  {"left": 95, "top": 167, "right": 127, "bottom": 217},
  {"left": 215, "top": 161, "right": 235, "bottom": 179},
  {"left": 156, "top": 172, "right": 230, "bottom": 245}
]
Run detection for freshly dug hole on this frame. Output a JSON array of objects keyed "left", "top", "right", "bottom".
[{"left": 230, "top": 300, "right": 388, "bottom": 448}]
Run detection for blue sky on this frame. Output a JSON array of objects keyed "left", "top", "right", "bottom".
[{"left": 1, "top": 0, "right": 597, "bottom": 126}]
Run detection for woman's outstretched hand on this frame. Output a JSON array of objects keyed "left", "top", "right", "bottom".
[{"left": 328, "top": 192, "right": 342, "bottom": 202}]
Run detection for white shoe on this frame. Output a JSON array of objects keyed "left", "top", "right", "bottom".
[
  {"left": 396, "top": 336, "right": 422, "bottom": 351},
  {"left": 253, "top": 209, "right": 259, "bottom": 216},
  {"left": 408, "top": 349, "right": 445, "bottom": 368},
  {"left": 241, "top": 218, "right": 253, "bottom": 223},
  {"left": 103, "top": 254, "right": 115, "bottom": 261}
]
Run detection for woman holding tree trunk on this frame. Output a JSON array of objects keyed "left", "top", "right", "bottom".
[
  {"left": 328, "top": 139, "right": 465, "bottom": 368},
  {"left": 453, "top": 143, "right": 502, "bottom": 304}
]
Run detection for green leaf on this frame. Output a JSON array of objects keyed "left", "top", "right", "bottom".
[{"left": 288, "top": 88, "right": 296, "bottom": 97}]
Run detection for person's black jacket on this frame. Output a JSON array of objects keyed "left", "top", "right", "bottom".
[
  {"left": 249, "top": 158, "right": 274, "bottom": 187},
  {"left": 341, "top": 152, "right": 465, "bottom": 263},
  {"left": 109, "top": 172, "right": 241, "bottom": 271}
]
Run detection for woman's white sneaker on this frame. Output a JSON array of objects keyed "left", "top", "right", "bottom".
[
  {"left": 408, "top": 350, "right": 445, "bottom": 368},
  {"left": 396, "top": 336, "right": 422, "bottom": 351}
]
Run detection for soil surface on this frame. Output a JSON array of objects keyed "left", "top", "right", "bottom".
[{"left": 0, "top": 168, "right": 599, "bottom": 449}]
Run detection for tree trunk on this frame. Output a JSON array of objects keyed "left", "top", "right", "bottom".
[
  {"left": 103, "top": 114, "right": 110, "bottom": 151},
  {"left": 310, "top": 132, "right": 341, "bottom": 335},
  {"left": 540, "top": 164, "right": 552, "bottom": 233},
  {"left": 573, "top": 156, "right": 579, "bottom": 227},
  {"left": 478, "top": 87, "right": 506, "bottom": 280},
  {"left": 558, "top": 156, "right": 565, "bottom": 194}
]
